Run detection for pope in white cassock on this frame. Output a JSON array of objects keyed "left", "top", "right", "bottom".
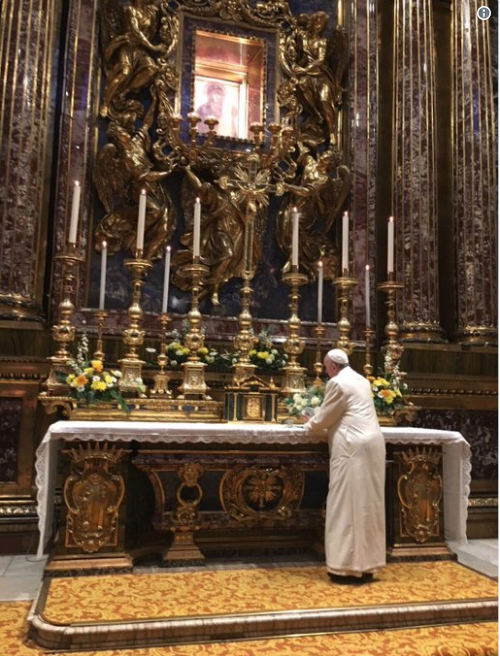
[{"left": 303, "top": 348, "right": 386, "bottom": 584}]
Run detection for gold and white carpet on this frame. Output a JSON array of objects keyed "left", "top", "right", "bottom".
[{"left": 24, "top": 561, "right": 497, "bottom": 653}]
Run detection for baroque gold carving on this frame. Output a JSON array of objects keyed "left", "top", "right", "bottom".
[
  {"left": 221, "top": 465, "right": 304, "bottom": 521},
  {"left": 63, "top": 443, "right": 126, "bottom": 553},
  {"left": 96, "top": 1, "right": 350, "bottom": 294},
  {"left": 396, "top": 447, "right": 443, "bottom": 543}
]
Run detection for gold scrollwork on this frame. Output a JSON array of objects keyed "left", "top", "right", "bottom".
[
  {"left": 396, "top": 447, "right": 443, "bottom": 543},
  {"left": 63, "top": 443, "right": 126, "bottom": 553},
  {"left": 221, "top": 465, "right": 304, "bottom": 521}
]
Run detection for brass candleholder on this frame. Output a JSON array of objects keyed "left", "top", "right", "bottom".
[
  {"left": 232, "top": 271, "right": 257, "bottom": 386},
  {"left": 313, "top": 323, "right": 326, "bottom": 387},
  {"left": 93, "top": 310, "right": 108, "bottom": 362},
  {"left": 333, "top": 273, "right": 358, "bottom": 355},
  {"left": 177, "top": 256, "right": 211, "bottom": 399},
  {"left": 45, "top": 244, "right": 85, "bottom": 392},
  {"left": 119, "top": 252, "right": 152, "bottom": 393},
  {"left": 363, "top": 326, "right": 375, "bottom": 376},
  {"left": 377, "top": 273, "right": 405, "bottom": 374},
  {"left": 281, "top": 268, "right": 308, "bottom": 394},
  {"left": 152, "top": 312, "right": 172, "bottom": 396}
]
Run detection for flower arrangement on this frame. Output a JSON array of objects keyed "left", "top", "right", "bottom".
[
  {"left": 220, "top": 329, "right": 288, "bottom": 372},
  {"left": 283, "top": 383, "right": 326, "bottom": 418},
  {"left": 368, "top": 364, "right": 409, "bottom": 415},
  {"left": 61, "top": 335, "right": 132, "bottom": 411},
  {"left": 166, "top": 321, "right": 218, "bottom": 369}
]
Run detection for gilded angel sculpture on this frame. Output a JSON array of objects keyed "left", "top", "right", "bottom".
[
  {"left": 99, "top": 0, "right": 166, "bottom": 124},
  {"left": 276, "top": 148, "right": 351, "bottom": 280},
  {"left": 94, "top": 115, "right": 176, "bottom": 260}
]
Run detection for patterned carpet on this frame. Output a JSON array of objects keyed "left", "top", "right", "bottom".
[
  {"left": 42, "top": 561, "right": 497, "bottom": 622},
  {"left": 0, "top": 603, "right": 497, "bottom": 655},
  {"left": 17, "top": 561, "right": 498, "bottom": 654}
]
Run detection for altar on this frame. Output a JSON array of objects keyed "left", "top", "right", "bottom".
[{"left": 35, "top": 421, "right": 471, "bottom": 567}]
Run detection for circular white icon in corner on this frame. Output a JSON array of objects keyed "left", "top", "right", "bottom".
[{"left": 477, "top": 6, "right": 491, "bottom": 20}]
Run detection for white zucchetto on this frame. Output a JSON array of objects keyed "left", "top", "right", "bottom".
[{"left": 326, "top": 348, "right": 349, "bottom": 365}]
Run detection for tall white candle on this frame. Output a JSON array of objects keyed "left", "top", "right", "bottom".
[
  {"left": 387, "top": 216, "right": 394, "bottom": 274},
  {"left": 365, "top": 264, "right": 371, "bottom": 327},
  {"left": 137, "top": 189, "right": 147, "bottom": 253},
  {"left": 99, "top": 241, "right": 107, "bottom": 310},
  {"left": 68, "top": 180, "right": 81, "bottom": 244},
  {"left": 291, "top": 207, "right": 299, "bottom": 267},
  {"left": 193, "top": 197, "right": 201, "bottom": 257},
  {"left": 342, "top": 211, "right": 349, "bottom": 272},
  {"left": 162, "top": 246, "right": 171, "bottom": 314},
  {"left": 317, "top": 261, "right": 324, "bottom": 324}
]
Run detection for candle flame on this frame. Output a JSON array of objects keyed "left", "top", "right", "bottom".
[
  {"left": 365, "top": 264, "right": 370, "bottom": 271},
  {"left": 166, "top": 245, "right": 171, "bottom": 252},
  {"left": 318, "top": 261, "right": 323, "bottom": 268},
  {"left": 196, "top": 197, "right": 200, "bottom": 203},
  {"left": 141, "top": 188, "right": 147, "bottom": 195},
  {"left": 389, "top": 215, "right": 394, "bottom": 222},
  {"left": 74, "top": 180, "right": 80, "bottom": 187},
  {"left": 102, "top": 240, "right": 107, "bottom": 248}
]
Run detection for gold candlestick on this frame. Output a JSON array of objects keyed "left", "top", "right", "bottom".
[
  {"left": 377, "top": 273, "right": 404, "bottom": 374},
  {"left": 313, "top": 323, "right": 326, "bottom": 387},
  {"left": 93, "top": 310, "right": 108, "bottom": 362},
  {"left": 152, "top": 312, "right": 172, "bottom": 396},
  {"left": 281, "top": 268, "right": 308, "bottom": 394},
  {"left": 119, "top": 253, "right": 152, "bottom": 392},
  {"left": 177, "top": 256, "right": 211, "bottom": 399},
  {"left": 363, "top": 326, "right": 374, "bottom": 377},
  {"left": 333, "top": 274, "right": 358, "bottom": 355},
  {"left": 45, "top": 244, "right": 85, "bottom": 392},
  {"left": 232, "top": 271, "right": 257, "bottom": 386}
]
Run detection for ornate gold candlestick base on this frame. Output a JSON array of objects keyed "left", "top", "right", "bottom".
[
  {"left": 177, "top": 259, "right": 212, "bottom": 399},
  {"left": 377, "top": 275, "right": 404, "bottom": 374},
  {"left": 281, "top": 270, "right": 308, "bottom": 394},
  {"left": 232, "top": 273, "right": 257, "bottom": 387},
  {"left": 45, "top": 247, "right": 85, "bottom": 393},
  {"left": 93, "top": 310, "right": 108, "bottom": 362},
  {"left": 119, "top": 256, "right": 152, "bottom": 393},
  {"left": 363, "top": 326, "right": 374, "bottom": 377},
  {"left": 313, "top": 323, "right": 326, "bottom": 386},
  {"left": 333, "top": 275, "right": 358, "bottom": 355},
  {"left": 152, "top": 313, "right": 172, "bottom": 397}
]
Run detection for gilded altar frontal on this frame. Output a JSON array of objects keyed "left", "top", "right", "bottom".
[{"left": 0, "top": 0, "right": 496, "bottom": 575}]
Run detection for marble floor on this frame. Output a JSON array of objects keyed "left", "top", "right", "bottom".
[{"left": 0, "top": 540, "right": 497, "bottom": 603}]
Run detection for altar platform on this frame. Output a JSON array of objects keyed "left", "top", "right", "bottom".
[{"left": 27, "top": 558, "right": 497, "bottom": 652}]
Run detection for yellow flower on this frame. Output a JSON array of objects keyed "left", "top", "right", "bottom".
[
  {"left": 198, "top": 347, "right": 208, "bottom": 355},
  {"left": 379, "top": 389, "right": 396, "bottom": 404},
  {"left": 170, "top": 342, "right": 181, "bottom": 350},
  {"left": 91, "top": 380, "right": 107, "bottom": 392},
  {"left": 66, "top": 374, "right": 75, "bottom": 384},
  {"left": 257, "top": 351, "right": 269, "bottom": 359},
  {"left": 84, "top": 367, "right": 94, "bottom": 376},
  {"left": 104, "top": 375, "right": 114, "bottom": 385},
  {"left": 182, "top": 348, "right": 190, "bottom": 355},
  {"left": 374, "top": 377, "right": 390, "bottom": 388},
  {"left": 91, "top": 360, "right": 103, "bottom": 373},
  {"left": 249, "top": 349, "right": 257, "bottom": 356}
]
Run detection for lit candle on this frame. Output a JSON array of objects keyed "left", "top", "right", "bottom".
[
  {"left": 317, "top": 261, "right": 324, "bottom": 324},
  {"left": 137, "top": 189, "right": 147, "bottom": 253},
  {"left": 68, "top": 180, "right": 81, "bottom": 244},
  {"left": 342, "top": 211, "right": 349, "bottom": 273},
  {"left": 291, "top": 207, "right": 299, "bottom": 267},
  {"left": 99, "top": 241, "right": 107, "bottom": 310},
  {"left": 365, "top": 264, "right": 371, "bottom": 326},
  {"left": 193, "top": 197, "right": 201, "bottom": 257},
  {"left": 161, "top": 246, "right": 171, "bottom": 314},
  {"left": 387, "top": 216, "right": 394, "bottom": 274}
]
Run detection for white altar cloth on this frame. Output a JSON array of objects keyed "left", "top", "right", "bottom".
[{"left": 35, "top": 421, "right": 471, "bottom": 558}]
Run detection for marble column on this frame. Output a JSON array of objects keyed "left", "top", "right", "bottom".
[
  {"left": 342, "top": 0, "right": 378, "bottom": 339},
  {"left": 0, "top": 0, "right": 60, "bottom": 322},
  {"left": 452, "top": 0, "right": 497, "bottom": 344},
  {"left": 392, "top": 0, "right": 445, "bottom": 342}
]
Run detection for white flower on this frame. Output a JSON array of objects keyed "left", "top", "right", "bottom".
[
  {"left": 92, "top": 376, "right": 100, "bottom": 382},
  {"left": 265, "top": 357, "right": 273, "bottom": 365},
  {"left": 271, "top": 349, "right": 278, "bottom": 355},
  {"left": 170, "top": 360, "right": 178, "bottom": 367},
  {"left": 293, "top": 393, "right": 302, "bottom": 402},
  {"left": 310, "top": 396, "right": 320, "bottom": 406}
]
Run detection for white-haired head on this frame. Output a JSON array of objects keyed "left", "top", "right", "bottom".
[{"left": 326, "top": 348, "right": 349, "bottom": 366}]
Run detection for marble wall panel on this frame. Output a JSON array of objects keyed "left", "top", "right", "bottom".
[
  {"left": 0, "top": 0, "right": 59, "bottom": 321},
  {"left": 392, "top": 0, "right": 444, "bottom": 342},
  {"left": 452, "top": 1, "right": 497, "bottom": 344}
]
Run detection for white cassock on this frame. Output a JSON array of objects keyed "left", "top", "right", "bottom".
[{"left": 304, "top": 366, "right": 386, "bottom": 576}]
